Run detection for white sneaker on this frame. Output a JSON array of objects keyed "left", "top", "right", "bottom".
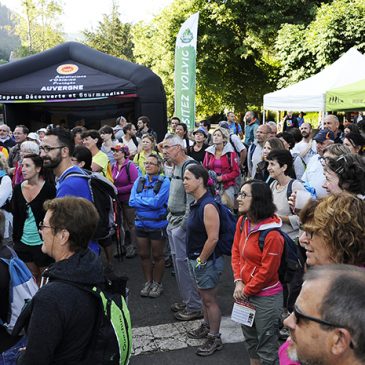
[
  {"left": 140, "top": 281, "right": 152, "bottom": 297},
  {"left": 149, "top": 282, "right": 163, "bottom": 298}
]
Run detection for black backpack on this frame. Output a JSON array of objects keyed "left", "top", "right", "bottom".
[
  {"left": 239, "top": 220, "right": 303, "bottom": 283},
  {"left": 63, "top": 170, "right": 118, "bottom": 241}
]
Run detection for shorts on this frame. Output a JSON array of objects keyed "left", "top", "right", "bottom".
[
  {"left": 14, "top": 242, "right": 53, "bottom": 268},
  {"left": 136, "top": 228, "right": 167, "bottom": 241},
  {"left": 98, "top": 236, "right": 113, "bottom": 248},
  {"left": 189, "top": 255, "right": 224, "bottom": 290}
]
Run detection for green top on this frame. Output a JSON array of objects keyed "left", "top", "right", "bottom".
[{"left": 21, "top": 205, "right": 43, "bottom": 246}]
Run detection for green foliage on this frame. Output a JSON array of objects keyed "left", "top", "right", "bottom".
[
  {"left": 13, "top": 0, "right": 64, "bottom": 56},
  {"left": 132, "top": 0, "right": 323, "bottom": 119},
  {"left": 82, "top": 2, "right": 134, "bottom": 61},
  {"left": 275, "top": 0, "right": 365, "bottom": 88}
]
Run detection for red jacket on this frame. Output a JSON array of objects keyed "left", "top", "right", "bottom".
[
  {"left": 203, "top": 145, "right": 240, "bottom": 189},
  {"left": 231, "top": 215, "right": 284, "bottom": 296}
]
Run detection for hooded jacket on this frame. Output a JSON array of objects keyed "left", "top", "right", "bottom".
[
  {"left": 231, "top": 215, "right": 284, "bottom": 297},
  {"left": 203, "top": 143, "right": 240, "bottom": 189},
  {"left": 16, "top": 250, "right": 104, "bottom": 365}
]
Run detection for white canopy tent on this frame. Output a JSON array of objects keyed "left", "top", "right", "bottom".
[{"left": 263, "top": 47, "right": 365, "bottom": 112}]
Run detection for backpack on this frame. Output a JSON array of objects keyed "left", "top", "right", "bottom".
[
  {"left": 198, "top": 200, "right": 236, "bottom": 256},
  {"left": 0, "top": 246, "right": 38, "bottom": 334},
  {"left": 64, "top": 170, "right": 118, "bottom": 241},
  {"left": 136, "top": 175, "right": 165, "bottom": 195},
  {"left": 171, "top": 159, "right": 197, "bottom": 180},
  {"left": 258, "top": 228, "right": 303, "bottom": 283},
  {"left": 239, "top": 219, "right": 302, "bottom": 283},
  {"left": 75, "top": 279, "right": 132, "bottom": 365}
]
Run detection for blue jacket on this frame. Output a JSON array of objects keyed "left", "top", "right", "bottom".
[{"left": 129, "top": 174, "right": 170, "bottom": 230}]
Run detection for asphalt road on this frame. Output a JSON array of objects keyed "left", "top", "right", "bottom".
[{"left": 111, "top": 251, "right": 251, "bottom": 365}]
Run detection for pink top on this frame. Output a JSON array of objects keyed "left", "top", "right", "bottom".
[
  {"left": 278, "top": 339, "right": 301, "bottom": 365},
  {"left": 213, "top": 158, "right": 223, "bottom": 175}
]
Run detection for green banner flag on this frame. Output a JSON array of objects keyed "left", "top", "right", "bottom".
[{"left": 174, "top": 12, "right": 199, "bottom": 131}]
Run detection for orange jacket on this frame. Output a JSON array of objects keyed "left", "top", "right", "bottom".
[{"left": 231, "top": 215, "right": 284, "bottom": 297}]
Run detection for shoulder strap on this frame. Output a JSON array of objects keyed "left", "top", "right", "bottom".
[
  {"left": 126, "top": 161, "right": 131, "bottom": 183},
  {"left": 258, "top": 228, "right": 280, "bottom": 251},
  {"left": 239, "top": 216, "right": 245, "bottom": 233},
  {"left": 287, "top": 179, "right": 295, "bottom": 200},
  {"left": 181, "top": 159, "right": 197, "bottom": 178},
  {"left": 153, "top": 176, "right": 165, "bottom": 194},
  {"left": 136, "top": 176, "right": 146, "bottom": 193}
]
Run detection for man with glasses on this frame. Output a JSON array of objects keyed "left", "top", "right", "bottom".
[
  {"left": 162, "top": 135, "right": 203, "bottom": 321},
  {"left": 283, "top": 264, "right": 365, "bottom": 365},
  {"left": 40, "top": 128, "right": 101, "bottom": 254}
]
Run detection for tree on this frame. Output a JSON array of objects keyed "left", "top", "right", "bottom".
[
  {"left": 275, "top": 0, "right": 365, "bottom": 88},
  {"left": 132, "top": 0, "right": 325, "bottom": 118},
  {"left": 13, "top": 0, "right": 64, "bottom": 56},
  {"left": 82, "top": 1, "right": 134, "bottom": 61}
]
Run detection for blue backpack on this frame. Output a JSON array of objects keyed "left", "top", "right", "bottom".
[{"left": 0, "top": 246, "right": 38, "bottom": 333}]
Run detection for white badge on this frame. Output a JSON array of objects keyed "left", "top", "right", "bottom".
[{"left": 231, "top": 300, "right": 256, "bottom": 327}]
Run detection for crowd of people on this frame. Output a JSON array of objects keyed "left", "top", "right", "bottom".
[{"left": 0, "top": 111, "right": 364, "bottom": 364}]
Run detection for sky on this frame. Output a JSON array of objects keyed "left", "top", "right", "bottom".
[{"left": 3, "top": 0, "right": 174, "bottom": 36}]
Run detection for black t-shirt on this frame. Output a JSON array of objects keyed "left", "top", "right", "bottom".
[{"left": 187, "top": 144, "right": 208, "bottom": 163}]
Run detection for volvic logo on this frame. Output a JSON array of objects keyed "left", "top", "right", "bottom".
[{"left": 180, "top": 28, "right": 193, "bottom": 43}]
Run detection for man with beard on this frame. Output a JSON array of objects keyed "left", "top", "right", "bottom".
[
  {"left": 40, "top": 128, "right": 101, "bottom": 254},
  {"left": 292, "top": 123, "right": 317, "bottom": 166},
  {"left": 283, "top": 265, "right": 365, "bottom": 365},
  {"left": 244, "top": 111, "right": 260, "bottom": 145},
  {"left": 40, "top": 127, "right": 92, "bottom": 200}
]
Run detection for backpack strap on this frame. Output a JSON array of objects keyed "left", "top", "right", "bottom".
[
  {"left": 258, "top": 228, "right": 280, "bottom": 251},
  {"left": 126, "top": 161, "right": 132, "bottom": 184},
  {"left": 286, "top": 179, "right": 295, "bottom": 200},
  {"left": 135, "top": 176, "right": 146, "bottom": 194}
]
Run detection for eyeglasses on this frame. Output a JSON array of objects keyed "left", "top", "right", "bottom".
[
  {"left": 39, "top": 145, "right": 65, "bottom": 153},
  {"left": 162, "top": 144, "right": 179, "bottom": 150},
  {"left": 39, "top": 221, "right": 54, "bottom": 231},
  {"left": 144, "top": 162, "right": 158, "bottom": 166},
  {"left": 294, "top": 305, "right": 344, "bottom": 328},
  {"left": 299, "top": 224, "right": 314, "bottom": 239},
  {"left": 237, "top": 191, "right": 252, "bottom": 199}
]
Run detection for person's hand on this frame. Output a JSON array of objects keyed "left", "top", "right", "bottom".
[
  {"left": 288, "top": 191, "right": 296, "bottom": 213},
  {"left": 233, "top": 280, "right": 247, "bottom": 301}
]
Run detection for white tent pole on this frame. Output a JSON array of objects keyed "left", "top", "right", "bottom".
[{"left": 262, "top": 110, "right": 266, "bottom": 124}]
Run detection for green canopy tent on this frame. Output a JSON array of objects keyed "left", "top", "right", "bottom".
[{"left": 326, "top": 78, "right": 365, "bottom": 111}]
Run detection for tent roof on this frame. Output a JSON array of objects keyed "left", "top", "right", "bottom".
[
  {"left": 0, "top": 42, "right": 165, "bottom": 103},
  {"left": 263, "top": 47, "right": 365, "bottom": 111},
  {"left": 326, "top": 78, "right": 365, "bottom": 111}
]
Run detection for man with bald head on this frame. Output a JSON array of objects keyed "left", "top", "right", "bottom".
[
  {"left": 247, "top": 123, "right": 270, "bottom": 177},
  {"left": 323, "top": 114, "right": 344, "bottom": 144}
]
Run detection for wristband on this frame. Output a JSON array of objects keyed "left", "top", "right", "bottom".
[{"left": 195, "top": 257, "right": 207, "bottom": 269}]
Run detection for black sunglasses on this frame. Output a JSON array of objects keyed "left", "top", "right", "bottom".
[{"left": 293, "top": 305, "right": 355, "bottom": 349}]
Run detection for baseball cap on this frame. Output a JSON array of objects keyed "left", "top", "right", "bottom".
[
  {"left": 313, "top": 129, "right": 335, "bottom": 143},
  {"left": 111, "top": 143, "right": 129, "bottom": 155},
  {"left": 192, "top": 127, "right": 208, "bottom": 138}
]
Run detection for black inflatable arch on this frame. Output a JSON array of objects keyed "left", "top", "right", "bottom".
[{"left": 0, "top": 42, "right": 167, "bottom": 139}]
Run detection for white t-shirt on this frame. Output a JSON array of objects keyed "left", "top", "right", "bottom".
[
  {"left": 122, "top": 136, "right": 140, "bottom": 156},
  {"left": 301, "top": 155, "right": 328, "bottom": 199}
]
